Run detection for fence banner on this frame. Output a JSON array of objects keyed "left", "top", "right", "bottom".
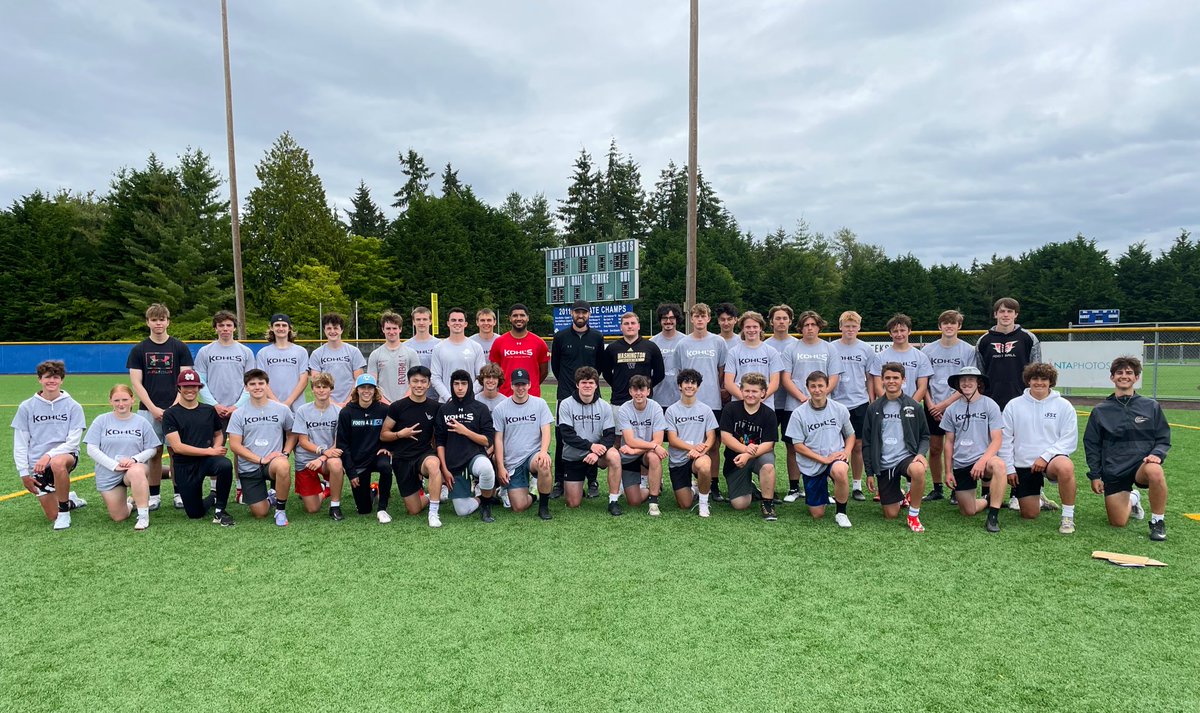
[
  {"left": 0, "top": 343, "right": 269, "bottom": 375},
  {"left": 1042, "top": 341, "right": 1143, "bottom": 388}
]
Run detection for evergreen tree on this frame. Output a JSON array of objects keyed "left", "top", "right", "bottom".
[
  {"left": 392, "top": 149, "right": 434, "bottom": 210},
  {"left": 558, "top": 149, "right": 603, "bottom": 245},
  {"left": 441, "top": 162, "right": 464, "bottom": 199},
  {"left": 346, "top": 180, "right": 388, "bottom": 238},
  {"left": 598, "top": 139, "right": 647, "bottom": 241}
]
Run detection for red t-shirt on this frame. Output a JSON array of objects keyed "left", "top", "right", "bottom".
[{"left": 489, "top": 332, "right": 550, "bottom": 396}]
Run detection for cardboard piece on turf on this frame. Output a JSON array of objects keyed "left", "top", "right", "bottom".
[
  {"left": 1183, "top": 513, "right": 1200, "bottom": 521},
  {"left": 1092, "top": 551, "right": 1167, "bottom": 568}
]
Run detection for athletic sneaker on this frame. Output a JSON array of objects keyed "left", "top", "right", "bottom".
[
  {"left": 985, "top": 509, "right": 1000, "bottom": 533},
  {"left": 1040, "top": 494, "right": 1059, "bottom": 511},
  {"left": 922, "top": 489, "right": 944, "bottom": 502},
  {"left": 68, "top": 491, "right": 87, "bottom": 509},
  {"left": 235, "top": 488, "right": 244, "bottom": 505},
  {"left": 377, "top": 510, "right": 392, "bottom": 524},
  {"left": 640, "top": 475, "right": 650, "bottom": 491},
  {"left": 134, "top": 512, "right": 150, "bottom": 531},
  {"left": 1007, "top": 496, "right": 1020, "bottom": 511},
  {"left": 274, "top": 510, "right": 289, "bottom": 527},
  {"left": 608, "top": 501, "right": 623, "bottom": 516},
  {"left": 1058, "top": 516, "right": 1075, "bottom": 535},
  {"left": 480, "top": 502, "right": 495, "bottom": 523},
  {"left": 1149, "top": 519, "right": 1166, "bottom": 541},
  {"left": 550, "top": 483, "right": 564, "bottom": 499},
  {"left": 267, "top": 488, "right": 277, "bottom": 509},
  {"left": 906, "top": 514, "right": 925, "bottom": 532},
  {"left": 699, "top": 501, "right": 710, "bottom": 518},
  {"left": 586, "top": 481, "right": 600, "bottom": 498},
  {"left": 322, "top": 481, "right": 332, "bottom": 499},
  {"left": 440, "top": 485, "right": 450, "bottom": 502},
  {"left": 900, "top": 494, "right": 910, "bottom": 510},
  {"left": 949, "top": 492, "right": 958, "bottom": 505},
  {"left": 500, "top": 489, "right": 511, "bottom": 509},
  {"left": 538, "top": 503, "right": 552, "bottom": 521},
  {"left": 212, "top": 510, "right": 236, "bottom": 527},
  {"left": 148, "top": 494, "right": 161, "bottom": 511},
  {"left": 329, "top": 505, "right": 344, "bottom": 522},
  {"left": 428, "top": 512, "right": 442, "bottom": 528},
  {"left": 1129, "top": 490, "right": 1145, "bottom": 520},
  {"left": 53, "top": 512, "right": 71, "bottom": 530},
  {"left": 712, "top": 489, "right": 727, "bottom": 503},
  {"left": 852, "top": 488, "right": 866, "bottom": 502},
  {"left": 761, "top": 502, "right": 778, "bottom": 521},
  {"left": 834, "top": 512, "right": 852, "bottom": 528},
  {"left": 782, "top": 488, "right": 802, "bottom": 503},
  {"left": 648, "top": 503, "right": 661, "bottom": 517},
  {"left": 828, "top": 495, "right": 836, "bottom": 505},
  {"left": 173, "top": 493, "right": 184, "bottom": 509}
]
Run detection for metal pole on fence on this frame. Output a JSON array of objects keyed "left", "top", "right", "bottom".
[
  {"left": 319, "top": 302, "right": 323, "bottom": 338},
  {"left": 1152, "top": 323, "right": 1160, "bottom": 399},
  {"left": 354, "top": 300, "right": 360, "bottom": 345}
]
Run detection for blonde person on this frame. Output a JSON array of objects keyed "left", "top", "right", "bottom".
[
  {"left": 84, "top": 384, "right": 159, "bottom": 530},
  {"left": 293, "top": 372, "right": 346, "bottom": 519}
]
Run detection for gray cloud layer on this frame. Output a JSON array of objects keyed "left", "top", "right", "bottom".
[{"left": 2, "top": 0, "right": 1196, "bottom": 264}]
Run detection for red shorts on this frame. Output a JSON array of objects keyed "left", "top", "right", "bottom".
[{"left": 294, "top": 466, "right": 326, "bottom": 498}]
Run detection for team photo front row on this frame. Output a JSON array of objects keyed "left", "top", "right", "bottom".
[{"left": 11, "top": 299, "right": 1170, "bottom": 540}]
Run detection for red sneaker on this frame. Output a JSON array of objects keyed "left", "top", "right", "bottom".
[{"left": 907, "top": 514, "right": 925, "bottom": 532}]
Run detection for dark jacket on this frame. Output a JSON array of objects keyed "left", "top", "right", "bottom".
[
  {"left": 602, "top": 336, "right": 665, "bottom": 406},
  {"left": 335, "top": 401, "right": 388, "bottom": 475},
  {"left": 1083, "top": 393, "right": 1171, "bottom": 481},
  {"left": 433, "top": 388, "right": 494, "bottom": 471},
  {"left": 862, "top": 393, "right": 930, "bottom": 476},
  {"left": 975, "top": 326, "right": 1040, "bottom": 409},
  {"left": 550, "top": 326, "right": 607, "bottom": 400}
]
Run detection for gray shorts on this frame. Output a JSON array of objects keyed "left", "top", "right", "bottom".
[
  {"left": 136, "top": 409, "right": 165, "bottom": 441},
  {"left": 95, "top": 469, "right": 128, "bottom": 493}
]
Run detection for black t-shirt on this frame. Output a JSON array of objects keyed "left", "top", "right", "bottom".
[
  {"left": 719, "top": 401, "right": 778, "bottom": 466},
  {"left": 162, "top": 403, "right": 222, "bottom": 464},
  {"left": 386, "top": 397, "right": 440, "bottom": 460},
  {"left": 127, "top": 337, "right": 194, "bottom": 410}
]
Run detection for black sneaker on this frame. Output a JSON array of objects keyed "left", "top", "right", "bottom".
[
  {"left": 538, "top": 504, "right": 553, "bottom": 521},
  {"left": 1149, "top": 519, "right": 1166, "bottom": 541},
  {"left": 608, "top": 501, "right": 623, "bottom": 517},
  {"left": 329, "top": 505, "right": 344, "bottom": 522},
  {"left": 550, "top": 483, "right": 564, "bottom": 499},
  {"left": 212, "top": 510, "right": 236, "bottom": 527},
  {"left": 586, "top": 481, "right": 600, "bottom": 498},
  {"left": 761, "top": 502, "right": 778, "bottom": 521},
  {"left": 949, "top": 491, "right": 959, "bottom": 505},
  {"left": 712, "top": 489, "right": 727, "bottom": 503},
  {"left": 922, "top": 489, "right": 945, "bottom": 502},
  {"left": 852, "top": 488, "right": 866, "bottom": 502},
  {"left": 751, "top": 486, "right": 763, "bottom": 502},
  {"left": 480, "top": 502, "right": 495, "bottom": 523},
  {"left": 985, "top": 509, "right": 1000, "bottom": 533}
]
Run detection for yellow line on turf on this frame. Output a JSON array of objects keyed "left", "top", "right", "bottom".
[
  {"left": 1074, "top": 410, "right": 1200, "bottom": 431},
  {"left": 0, "top": 472, "right": 96, "bottom": 502}
]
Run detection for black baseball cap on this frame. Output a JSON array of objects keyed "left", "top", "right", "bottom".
[
  {"left": 571, "top": 299, "right": 590, "bottom": 311},
  {"left": 510, "top": 368, "right": 532, "bottom": 385},
  {"left": 269, "top": 313, "right": 292, "bottom": 325}
]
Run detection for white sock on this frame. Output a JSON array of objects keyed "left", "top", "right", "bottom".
[
  {"left": 699, "top": 493, "right": 709, "bottom": 505},
  {"left": 609, "top": 493, "right": 619, "bottom": 503},
  {"left": 137, "top": 507, "right": 149, "bottom": 517},
  {"left": 429, "top": 501, "right": 440, "bottom": 516},
  {"left": 1062, "top": 504, "right": 1075, "bottom": 518},
  {"left": 853, "top": 479, "right": 862, "bottom": 490},
  {"left": 210, "top": 478, "right": 217, "bottom": 491},
  {"left": 1151, "top": 513, "right": 1164, "bottom": 523},
  {"left": 1129, "top": 490, "right": 1141, "bottom": 509},
  {"left": 331, "top": 500, "right": 340, "bottom": 507},
  {"left": 908, "top": 506, "right": 920, "bottom": 518}
]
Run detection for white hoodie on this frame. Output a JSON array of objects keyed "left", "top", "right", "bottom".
[{"left": 998, "top": 388, "right": 1077, "bottom": 473}]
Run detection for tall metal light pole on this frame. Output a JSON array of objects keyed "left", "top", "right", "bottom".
[
  {"left": 221, "top": 0, "right": 247, "bottom": 339},
  {"left": 685, "top": 0, "right": 699, "bottom": 309}
]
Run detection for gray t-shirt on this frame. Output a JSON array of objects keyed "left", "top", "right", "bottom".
[
  {"left": 724, "top": 342, "right": 784, "bottom": 400},
  {"left": 880, "top": 399, "right": 908, "bottom": 469},
  {"left": 310, "top": 343, "right": 367, "bottom": 404},
  {"left": 407, "top": 336, "right": 442, "bottom": 400},
  {"left": 470, "top": 333, "right": 497, "bottom": 356},
  {"left": 195, "top": 340, "right": 254, "bottom": 406},
  {"left": 830, "top": 339, "right": 875, "bottom": 409},
  {"left": 491, "top": 396, "right": 554, "bottom": 470},
  {"left": 617, "top": 399, "right": 669, "bottom": 464},
  {"left": 227, "top": 400, "right": 294, "bottom": 474},
  {"left": 367, "top": 342, "right": 421, "bottom": 403},
  {"left": 292, "top": 401, "right": 341, "bottom": 468},
  {"left": 869, "top": 346, "right": 934, "bottom": 400},
  {"left": 83, "top": 412, "right": 159, "bottom": 490},
  {"left": 255, "top": 343, "right": 310, "bottom": 411},
  {"left": 784, "top": 339, "right": 845, "bottom": 410},
  {"left": 676, "top": 333, "right": 727, "bottom": 410},
  {"left": 784, "top": 399, "right": 853, "bottom": 477},
  {"left": 478, "top": 392, "right": 506, "bottom": 413},
  {"left": 11, "top": 392, "right": 86, "bottom": 468},
  {"left": 941, "top": 395, "right": 1003, "bottom": 469},
  {"left": 922, "top": 340, "right": 980, "bottom": 404},
  {"left": 651, "top": 331, "right": 688, "bottom": 408},
  {"left": 430, "top": 338, "right": 487, "bottom": 403},
  {"left": 767, "top": 335, "right": 799, "bottom": 409},
  {"left": 556, "top": 396, "right": 615, "bottom": 461},
  {"left": 664, "top": 400, "right": 718, "bottom": 466}
]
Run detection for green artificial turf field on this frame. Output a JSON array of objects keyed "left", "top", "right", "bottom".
[{"left": 0, "top": 374, "right": 1196, "bottom": 712}]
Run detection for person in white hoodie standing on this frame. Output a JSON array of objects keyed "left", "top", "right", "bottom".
[{"left": 998, "top": 363, "right": 1078, "bottom": 534}]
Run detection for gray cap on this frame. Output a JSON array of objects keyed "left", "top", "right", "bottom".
[{"left": 947, "top": 366, "right": 989, "bottom": 394}]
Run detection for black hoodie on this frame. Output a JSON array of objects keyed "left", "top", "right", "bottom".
[{"left": 433, "top": 386, "right": 495, "bottom": 471}]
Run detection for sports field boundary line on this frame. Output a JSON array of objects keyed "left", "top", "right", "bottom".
[{"left": 1, "top": 472, "right": 96, "bottom": 502}]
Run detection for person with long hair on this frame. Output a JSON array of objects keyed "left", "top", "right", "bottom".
[{"left": 83, "top": 384, "right": 158, "bottom": 530}]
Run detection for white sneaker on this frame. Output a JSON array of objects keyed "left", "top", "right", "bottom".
[
  {"left": 782, "top": 489, "right": 802, "bottom": 503},
  {"left": 835, "top": 512, "right": 853, "bottom": 528},
  {"left": 440, "top": 485, "right": 449, "bottom": 501},
  {"left": 1007, "top": 496, "right": 1020, "bottom": 511},
  {"left": 428, "top": 512, "right": 442, "bottom": 528},
  {"left": 699, "top": 502, "right": 710, "bottom": 518},
  {"left": 173, "top": 493, "right": 184, "bottom": 509},
  {"left": 53, "top": 511, "right": 71, "bottom": 530},
  {"left": 68, "top": 491, "right": 87, "bottom": 509},
  {"left": 148, "top": 494, "right": 161, "bottom": 511},
  {"left": 376, "top": 510, "right": 392, "bottom": 524},
  {"left": 274, "top": 509, "right": 289, "bottom": 527},
  {"left": 828, "top": 495, "right": 836, "bottom": 505},
  {"left": 500, "top": 489, "right": 511, "bottom": 509},
  {"left": 267, "top": 488, "right": 277, "bottom": 508},
  {"left": 134, "top": 513, "right": 150, "bottom": 531},
  {"left": 648, "top": 503, "right": 661, "bottom": 517},
  {"left": 640, "top": 475, "right": 649, "bottom": 490},
  {"left": 1129, "top": 489, "right": 1145, "bottom": 520}
]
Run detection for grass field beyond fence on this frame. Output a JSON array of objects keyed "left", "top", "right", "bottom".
[{"left": 0, "top": 375, "right": 1196, "bottom": 712}]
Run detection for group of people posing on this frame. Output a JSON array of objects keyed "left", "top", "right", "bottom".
[{"left": 12, "top": 297, "right": 1170, "bottom": 541}]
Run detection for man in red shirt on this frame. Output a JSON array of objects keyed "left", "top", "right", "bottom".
[{"left": 489, "top": 303, "right": 550, "bottom": 397}]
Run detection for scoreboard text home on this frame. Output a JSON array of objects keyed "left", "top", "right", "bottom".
[{"left": 543, "top": 239, "right": 641, "bottom": 305}]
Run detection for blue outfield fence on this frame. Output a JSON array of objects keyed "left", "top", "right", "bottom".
[{"left": 0, "top": 342, "right": 268, "bottom": 375}]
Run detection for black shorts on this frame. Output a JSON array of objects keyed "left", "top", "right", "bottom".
[
  {"left": 1012, "top": 467, "right": 1043, "bottom": 499},
  {"left": 561, "top": 459, "right": 596, "bottom": 483},
  {"left": 620, "top": 453, "right": 649, "bottom": 488},
  {"left": 876, "top": 455, "right": 916, "bottom": 506},
  {"left": 846, "top": 403, "right": 867, "bottom": 440},
  {"left": 392, "top": 451, "right": 434, "bottom": 498},
  {"left": 239, "top": 464, "right": 274, "bottom": 505},
  {"left": 952, "top": 465, "right": 979, "bottom": 492},
  {"left": 1102, "top": 467, "right": 1142, "bottom": 495},
  {"left": 778, "top": 410, "right": 793, "bottom": 445},
  {"left": 924, "top": 404, "right": 942, "bottom": 435},
  {"left": 30, "top": 453, "right": 79, "bottom": 493},
  {"left": 668, "top": 462, "right": 695, "bottom": 492}
]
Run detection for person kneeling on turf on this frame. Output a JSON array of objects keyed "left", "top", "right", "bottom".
[
  {"left": 863, "top": 362, "right": 930, "bottom": 532},
  {"left": 293, "top": 372, "right": 345, "bottom": 519},
  {"left": 665, "top": 368, "right": 718, "bottom": 517},
  {"left": 227, "top": 369, "right": 296, "bottom": 526},
  {"left": 941, "top": 366, "right": 1006, "bottom": 532},
  {"left": 84, "top": 384, "right": 159, "bottom": 531},
  {"left": 492, "top": 368, "right": 555, "bottom": 520},
  {"left": 618, "top": 375, "right": 669, "bottom": 516},
  {"left": 11, "top": 360, "right": 88, "bottom": 530},
  {"left": 785, "top": 371, "right": 855, "bottom": 528},
  {"left": 719, "top": 373, "right": 779, "bottom": 521},
  {"left": 380, "top": 367, "right": 440, "bottom": 525},
  {"left": 435, "top": 369, "right": 498, "bottom": 523},
  {"left": 998, "top": 363, "right": 1078, "bottom": 535},
  {"left": 1083, "top": 356, "right": 1170, "bottom": 541},
  {"left": 337, "top": 374, "right": 395, "bottom": 520},
  {"left": 557, "top": 367, "right": 621, "bottom": 513},
  {"left": 162, "top": 370, "right": 235, "bottom": 526}
]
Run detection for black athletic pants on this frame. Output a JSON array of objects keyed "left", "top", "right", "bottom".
[
  {"left": 353, "top": 454, "right": 393, "bottom": 514},
  {"left": 174, "top": 456, "right": 233, "bottom": 519}
]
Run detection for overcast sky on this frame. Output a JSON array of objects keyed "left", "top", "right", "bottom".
[{"left": 2, "top": 0, "right": 1197, "bottom": 264}]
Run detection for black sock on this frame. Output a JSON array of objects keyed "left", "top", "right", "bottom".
[
  {"left": 764, "top": 497, "right": 774, "bottom": 507},
  {"left": 58, "top": 500, "right": 70, "bottom": 513},
  {"left": 789, "top": 479, "right": 800, "bottom": 491},
  {"left": 538, "top": 493, "right": 549, "bottom": 507},
  {"left": 275, "top": 498, "right": 287, "bottom": 512},
  {"left": 980, "top": 487, "right": 989, "bottom": 499},
  {"left": 987, "top": 505, "right": 999, "bottom": 514},
  {"left": 932, "top": 482, "right": 943, "bottom": 493},
  {"left": 149, "top": 484, "right": 161, "bottom": 497},
  {"left": 649, "top": 494, "right": 659, "bottom": 504},
  {"left": 836, "top": 500, "right": 847, "bottom": 515}
]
